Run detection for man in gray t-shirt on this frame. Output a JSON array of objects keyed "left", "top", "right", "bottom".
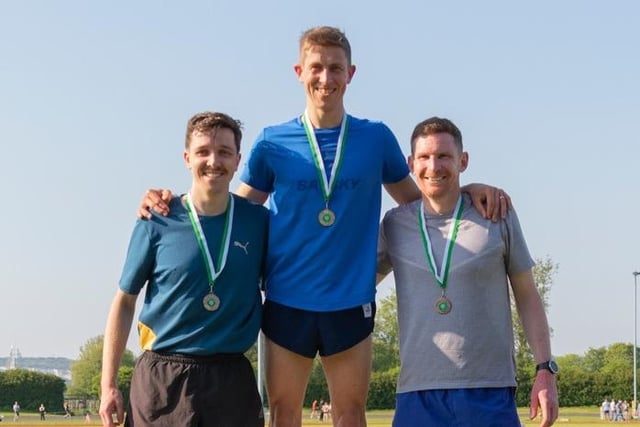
[{"left": 377, "top": 117, "right": 558, "bottom": 427}]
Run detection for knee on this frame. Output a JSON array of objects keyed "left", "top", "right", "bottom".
[
  {"left": 331, "top": 404, "right": 366, "bottom": 427},
  {"left": 331, "top": 413, "right": 366, "bottom": 427},
  {"left": 267, "top": 402, "right": 302, "bottom": 427}
]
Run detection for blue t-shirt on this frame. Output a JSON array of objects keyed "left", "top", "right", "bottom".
[
  {"left": 240, "top": 115, "right": 409, "bottom": 310},
  {"left": 119, "top": 194, "right": 269, "bottom": 354}
]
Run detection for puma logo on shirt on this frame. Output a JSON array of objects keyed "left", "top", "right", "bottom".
[{"left": 234, "top": 241, "right": 249, "bottom": 255}]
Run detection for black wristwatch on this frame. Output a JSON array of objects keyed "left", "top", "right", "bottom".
[{"left": 535, "top": 359, "right": 559, "bottom": 374}]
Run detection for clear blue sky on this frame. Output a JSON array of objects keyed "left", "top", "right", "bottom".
[{"left": 1, "top": 1, "right": 638, "bottom": 360}]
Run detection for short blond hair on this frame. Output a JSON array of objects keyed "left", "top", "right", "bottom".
[{"left": 299, "top": 26, "right": 352, "bottom": 64}]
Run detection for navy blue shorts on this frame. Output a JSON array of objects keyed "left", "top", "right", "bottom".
[
  {"left": 262, "top": 299, "right": 376, "bottom": 358},
  {"left": 393, "top": 388, "right": 520, "bottom": 427}
]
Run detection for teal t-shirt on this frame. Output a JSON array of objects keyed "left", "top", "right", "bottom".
[{"left": 119, "top": 194, "right": 268, "bottom": 354}]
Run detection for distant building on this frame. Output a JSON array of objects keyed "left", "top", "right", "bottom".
[
  {"left": 7, "top": 345, "right": 21, "bottom": 369},
  {"left": 0, "top": 347, "right": 72, "bottom": 381}
]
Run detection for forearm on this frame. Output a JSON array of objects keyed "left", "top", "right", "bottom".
[
  {"left": 235, "top": 183, "right": 269, "bottom": 205},
  {"left": 518, "top": 296, "right": 552, "bottom": 362},
  {"left": 101, "top": 290, "right": 136, "bottom": 388},
  {"left": 512, "top": 271, "right": 558, "bottom": 426},
  {"left": 512, "top": 272, "right": 552, "bottom": 362},
  {"left": 383, "top": 176, "right": 421, "bottom": 205}
]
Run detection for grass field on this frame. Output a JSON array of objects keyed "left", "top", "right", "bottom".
[{"left": 0, "top": 407, "right": 627, "bottom": 426}]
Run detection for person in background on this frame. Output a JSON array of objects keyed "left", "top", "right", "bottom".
[
  {"left": 12, "top": 401, "right": 20, "bottom": 422},
  {"left": 63, "top": 402, "right": 72, "bottom": 418}
]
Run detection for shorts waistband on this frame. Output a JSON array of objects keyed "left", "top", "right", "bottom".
[{"left": 143, "top": 350, "right": 244, "bottom": 365}]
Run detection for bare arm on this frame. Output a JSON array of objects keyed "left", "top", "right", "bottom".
[
  {"left": 383, "top": 176, "right": 421, "bottom": 205},
  {"left": 460, "top": 183, "right": 512, "bottom": 222},
  {"left": 136, "top": 181, "right": 270, "bottom": 220},
  {"left": 99, "top": 290, "right": 137, "bottom": 427},
  {"left": 235, "top": 182, "right": 269, "bottom": 205},
  {"left": 510, "top": 269, "right": 558, "bottom": 427},
  {"left": 385, "top": 176, "right": 513, "bottom": 220}
]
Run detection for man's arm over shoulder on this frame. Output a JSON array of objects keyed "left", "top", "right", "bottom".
[
  {"left": 236, "top": 183, "right": 269, "bottom": 205},
  {"left": 376, "top": 215, "right": 394, "bottom": 285},
  {"left": 137, "top": 189, "right": 174, "bottom": 219},
  {"left": 383, "top": 176, "right": 421, "bottom": 205},
  {"left": 461, "top": 183, "right": 511, "bottom": 222}
]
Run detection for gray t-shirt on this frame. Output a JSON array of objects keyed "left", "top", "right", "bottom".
[{"left": 377, "top": 194, "right": 535, "bottom": 393}]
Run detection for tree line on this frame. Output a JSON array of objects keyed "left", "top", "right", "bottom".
[{"left": 0, "top": 369, "right": 65, "bottom": 413}]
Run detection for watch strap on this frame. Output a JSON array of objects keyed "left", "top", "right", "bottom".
[{"left": 535, "top": 360, "right": 558, "bottom": 374}]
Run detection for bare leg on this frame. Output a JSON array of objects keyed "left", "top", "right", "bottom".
[
  {"left": 265, "top": 337, "right": 314, "bottom": 427},
  {"left": 321, "top": 336, "right": 372, "bottom": 427}
]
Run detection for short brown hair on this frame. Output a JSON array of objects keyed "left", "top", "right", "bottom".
[
  {"left": 185, "top": 112, "right": 243, "bottom": 152},
  {"left": 299, "top": 26, "right": 352, "bottom": 65},
  {"left": 410, "top": 117, "right": 463, "bottom": 154}
]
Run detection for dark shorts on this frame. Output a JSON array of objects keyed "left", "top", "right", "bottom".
[
  {"left": 393, "top": 388, "right": 520, "bottom": 427},
  {"left": 262, "top": 299, "right": 376, "bottom": 358},
  {"left": 125, "top": 351, "right": 264, "bottom": 427}
]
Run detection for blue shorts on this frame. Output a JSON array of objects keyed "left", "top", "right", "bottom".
[
  {"left": 262, "top": 299, "right": 376, "bottom": 358},
  {"left": 393, "top": 388, "right": 520, "bottom": 427}
]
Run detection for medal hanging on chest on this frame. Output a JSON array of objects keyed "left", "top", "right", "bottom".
[
  {"left": 185, "top": 193, "right": 235, "bottom": 312},
  {"left": 318, "top": 208, "right": 336, "bottom": 226},
  {"left": 302, "top": 111, "right": 349, "bottom": 227},
  {"left": 203, "top": 291, "right": 221, "bottom": 312},
  {"left": 418, "top": 196, "right": 463, "bottom": 315},
  {"left": 434, "top": 295, "right": 452, "bottom": 315}
]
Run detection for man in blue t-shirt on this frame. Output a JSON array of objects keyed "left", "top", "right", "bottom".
[
  {"left": 138, "top": 27, "right": 509, "bottom": 427},
  {"left": 100, "top": 112, "right": 268, "bottom": 427}
]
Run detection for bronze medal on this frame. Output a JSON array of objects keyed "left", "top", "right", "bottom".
[
  {"left": 186, "top": 193, "right": 234, "bottom": 315},
  {"left": 434, "top": 295, "right": 452, "bottom": 315},
  {"left": 318, "top": 208, "right": 336, "bottom": 226},
  {"left": 419, "top": 197, "right": 463, "bottom": 317},
  {"left": 203, "top": 293, "right": 221, "bottom": 312}
]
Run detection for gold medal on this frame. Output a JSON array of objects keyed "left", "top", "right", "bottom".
[
  {"left": 318, "top": 208, "right": 336, "bottom": 226},
  {"left": 203, "top": 293, "right": 220, "bottom": 312},
  {"left": 434, "top": 295, "right": 452, "bottom": 315}
]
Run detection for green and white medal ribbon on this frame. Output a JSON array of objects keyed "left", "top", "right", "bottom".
[
  {"left": 185, "top": 193, "right": 235, "bottom": 312},
  {"left": 302, "top": 110, "right": 349, "bottom": 227},
  {"left": 418, "top": 195, "right": 463, "bottom": 315}
]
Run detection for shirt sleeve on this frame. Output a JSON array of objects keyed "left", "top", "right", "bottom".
[
  {"left": 119, "top": 218, "right": 154, "bottom": 295},
  {"left": 503, "top": 208, "right": 536, "bottom": 276},
  {"left": 239, "top": 129, "right": 275, "bottom": 193},
  {"left": 380, "top": 123, "right": 410, "bottom": 184}
]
